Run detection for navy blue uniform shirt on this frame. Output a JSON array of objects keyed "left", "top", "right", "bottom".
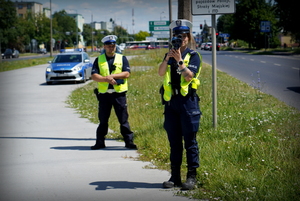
[
  {"left": 164, "top": 48, "right": 201, "bottom": 89},
  {"left": 92, "top": 54, "right": 130, "bottom": 89}
]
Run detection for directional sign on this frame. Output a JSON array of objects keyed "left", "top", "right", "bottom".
[
  {"left": 260, "top": 21, "right": 271, "bottom": 32},
  {"left": 191, "top": 0, "right": 235, "bottom": 15},
  {"left": 219, "top": 33, "right": 230, "bottom": 37},
  {"left": 149, "top": 21, "right": 170, "bottom": 32}
]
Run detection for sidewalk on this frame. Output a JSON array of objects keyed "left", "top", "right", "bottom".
[{"left": 0, "top": 63, "right": 196, "bottom": 201}]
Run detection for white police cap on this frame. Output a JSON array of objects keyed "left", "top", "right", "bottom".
[
  {"left": 169, "top": 19, "right": 193, "bottom": 34},
  {"left": 101, "top": 35, "right": 118, "bottom": 44}
]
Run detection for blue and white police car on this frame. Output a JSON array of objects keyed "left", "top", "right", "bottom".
[{"left": 45, "top": 51, "right": 93, "bottom": 85}]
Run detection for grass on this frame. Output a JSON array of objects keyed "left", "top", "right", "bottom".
[
  {"left": 1, "top": 49, "right": 299, "bottom": 200},
  {"left": 0, "top": 56, "right": 54, "bottom": 72},
  {"left": 66, "top": 49, "right": 300, "bottom": 201}
]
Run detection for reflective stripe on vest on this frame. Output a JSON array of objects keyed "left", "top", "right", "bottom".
[
  {"left": 97, "top": 53, "right": 128, "bottom": 93},
  {"left": 163, "top": 52, "right": 202, "bottom": 101}
]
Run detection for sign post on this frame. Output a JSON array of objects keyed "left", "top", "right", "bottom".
[
  {"left": 191, "top": 0, "right": 236, "bottom": 128},
  {"left": 260, "top": 21, "right": 271, "bottom": 51}
]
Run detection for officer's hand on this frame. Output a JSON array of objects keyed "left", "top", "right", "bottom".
[{"left": 106, "top": 75, "right": 117, "bottom": 85}]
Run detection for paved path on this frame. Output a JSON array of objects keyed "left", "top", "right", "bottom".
[{"left": 0, "top": 62, "right": 196, "bottom": 201}]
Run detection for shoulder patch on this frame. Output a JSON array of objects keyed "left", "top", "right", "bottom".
[{"left": 189, "top": 49, "right": 197, "bottom": 55}]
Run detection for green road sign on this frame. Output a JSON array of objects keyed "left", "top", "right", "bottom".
[{"left": 149, "top": 21, "right": 170, "bottom": 32}]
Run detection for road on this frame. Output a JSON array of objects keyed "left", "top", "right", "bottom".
[
  {"left": 198, "top": 50, "right": 300, "bottom": 110},
  {"left": 0, "top": 58, "right": 194, "bottom": 201}
]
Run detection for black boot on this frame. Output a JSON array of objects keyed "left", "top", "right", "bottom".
[
  {"left": 181, "top": 168, "right": 197, "bottom": 190},
  {"left": 163, "top": 166, "right": 182, "bottom": 188},
  {"left": 91, "top": 139, "right": 106, "bottom": 150},
  {"left": 125, "top": 140, "right": 137, "bottom": 149}
]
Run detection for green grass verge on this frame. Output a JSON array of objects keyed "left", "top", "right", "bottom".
[
  {"left": 66, "top": 49, "right": 300, "bottom": 201},
  {"left": 1, "top": 49, "right": 299, "bottom": 200}
]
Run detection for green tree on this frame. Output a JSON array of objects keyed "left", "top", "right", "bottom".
[
  {"left": 0, "top": 0, "right": 18, "bottom": 51},
  {"left": 134, "top": 31, "right": 150, "bottom": 41},
  {"left": 82, "top": 24, "right": 93, "bottom": 46},
  {"left": 217, "top": 0, "right": 280, "bottom": 49},
  {"left": 52, "top": 10, "right": 78, "bottom": 47},
  {"left": 274, "top": 0, "right": 299, "bottom": 43}
]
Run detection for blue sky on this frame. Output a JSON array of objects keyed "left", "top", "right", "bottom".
[{"left": 33, "top": 0, "right": 216, "bottom": 34}]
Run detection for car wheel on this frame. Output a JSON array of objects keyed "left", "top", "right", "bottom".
[
  {"left": 46, "top": 81, "right": 52, "bottom": 85},
  {"left": 82, "top": 70, "right": 87, "bottom": 83}
]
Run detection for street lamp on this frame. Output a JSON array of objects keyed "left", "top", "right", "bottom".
[
  {"left": 50, "top": 0, "right": 53, "bottom": 56},
  {"left": 85, "top": 9, "right": 94, "bottom": 52},
  {"left": 70, "top": 9, "right": 78, "bottom": 49},
  {"left": 160, "top": 11, "right": 165, "bottom": 21}
]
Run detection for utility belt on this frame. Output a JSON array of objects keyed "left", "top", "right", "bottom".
[
  {"left": 159, "top": 85, "right": 198, "bottom": 105},
  {"left": 94, "top": 88, "right": 126, "bottom": 101},
  {"left": 103, "top": 89, "right": 116, "bottom": 94}
]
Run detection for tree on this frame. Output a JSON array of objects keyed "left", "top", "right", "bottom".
[
  {"left": 0, "top": 0, "right": 18, "bottom": 51},
  {"left": 217, "top": 0, "right": 280, "bottom": 49},
  {"left": 134, "top": 31, "right": 150, "bottom": 41},
  {"left": 274, "top": 0, "right": 300, "bottom": 43},
  {"left": 52, "top": 10, "right": 78, "bottom": 47}
]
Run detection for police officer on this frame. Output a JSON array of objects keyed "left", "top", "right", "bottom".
[
  {"left": 91, "top": 35, "right": 137, "bottom": 150},
  {"left": 158, "top": 20, "right": 202, "bottom": 190}
]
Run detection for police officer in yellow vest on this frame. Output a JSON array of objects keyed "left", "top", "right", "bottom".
[
  {"left": 158, "top": 19, "right": 202, "bottom": 190},
  {"left": 91, "top": 35, "right": 137, "bottom": 150}
]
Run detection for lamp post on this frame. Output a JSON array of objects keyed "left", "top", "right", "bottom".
[
  {"left": 50, "top": 0, "right": 53, "bottom": 57},
  {"left": 71, "top": 9, "right": 78, "bottom": 49},
  {"left": 160, "top": 11, "right": 165, "bottom": 21},
  {"left": 85, "top": 9, "right": 94, "bottom": 52}
]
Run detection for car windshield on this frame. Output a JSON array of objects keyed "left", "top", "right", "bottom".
[{"left": 53, "top": 54, "right": 82, "bottom": 63}]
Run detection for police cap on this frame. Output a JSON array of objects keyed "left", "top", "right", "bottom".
[
  {"left": 102, "top": 35, "right": 118, "bottom": 45},
  {"left": 169, "top": 19, "right": 193, "bottom": 35}
]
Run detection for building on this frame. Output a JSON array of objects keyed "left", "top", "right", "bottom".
[
  {"left": 101, "top": 21, "right": 113, "bottom": 33},
  {"left": 91, "top": 22, "right": 102, "bottom": 30},
  {"left": 67, "top": 13, "right": 85, "bottom": 48},
  {"left": 14, "top": 1, "right": 43, "bottom": 18}
]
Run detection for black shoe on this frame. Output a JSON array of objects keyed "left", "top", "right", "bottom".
[
  {"left": 181, "top": 177, "right": 196, "bottom": 190},
  {"left": 125, "top": 142, "right": 137, "bottom": 149},
  {"left": 181, "top": 168, "right": 197, "bottom": 190},
  {"left": 163, "top": 176, "right": 182, "bottom": 188},
  {"left": 90, "top": 141, "right": 106, "bottom": 150}
]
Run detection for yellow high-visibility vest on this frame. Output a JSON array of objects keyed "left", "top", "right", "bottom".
[
  {"left": 97, "top": 53, "right": 128, "bottom": 93},
  {"left": 163, "top": 52, "right": 202, "bottom": 101}
]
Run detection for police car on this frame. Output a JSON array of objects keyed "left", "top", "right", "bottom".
[{"left": 45, "top": 51, "right": 93, "bottom": 85}]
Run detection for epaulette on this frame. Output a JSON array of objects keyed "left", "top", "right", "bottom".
[{"left": 189, "top": 49, "right": 197, "bottom": 55}]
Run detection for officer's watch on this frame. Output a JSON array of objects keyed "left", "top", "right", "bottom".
[{"left": 178, "top": 60, "right": 183, "bottom": 66}]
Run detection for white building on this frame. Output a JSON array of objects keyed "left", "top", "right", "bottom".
[{"left": 67, "top": 13, "right": 85, "bottom": 48}]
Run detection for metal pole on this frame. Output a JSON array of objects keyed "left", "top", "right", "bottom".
[
  {"left": 91, "top": 14, "right": 93, "bottom": 52},
  {"left": 76, "top": 16, "right": 78, "bottom": 49},
  {"left": 212, "top": 14, "right": 217, "bottom": 128},
  {"left": 50, "top": 0, "right": 53, "bottom": 57},
  {"left": 169, "top": 0, "right": 172, "bottom": 45}
]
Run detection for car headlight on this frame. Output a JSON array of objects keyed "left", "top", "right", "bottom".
[
  {"left": 46, "top": 67, "right": 52, "bottom": 72},
  {"left": 72, "top": 64, "right": 83, "bottom": 71}
]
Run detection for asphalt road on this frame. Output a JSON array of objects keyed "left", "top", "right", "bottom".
[
  {"left": 198, "top": 50, "right": 300, "bottom": 110},
  {"left": 0, "top": 59, "right": 196, "bottom": 201}
]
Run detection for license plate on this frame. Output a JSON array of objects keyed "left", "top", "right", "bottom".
[{"left": 56, "top": 73, "right": 67, "bottom": 77}]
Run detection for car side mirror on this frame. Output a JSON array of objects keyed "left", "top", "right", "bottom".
[
  {"left": 48, "top": 61, "right": 52, "bottom": 64},
  {"left": 84, "top": 59, "right": 90, "bottom": 63}
]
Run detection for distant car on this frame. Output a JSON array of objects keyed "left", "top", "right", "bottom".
[
  {"left": 2, "top": 49, "right": 19, "bottom": 59},
  {"left": 209, "top": 43, "right": 220, "bottom": 51},
  {"left": 119, "top": 43, "right": 126, "bottom": 51},
  {"left": 45, "top": 51, "right": 93, "bottom": 85},
  {"left": 200, "top": 43, "right": 206, "bottom": 50},
  {"left": 145, "top": 44, "right": 158, "bottom": 50},
  {"left": 38, "top": 48, "right": 47, "bottom": 54},
  {"left": 204, "top": 43, "right": 212, "bottom": 50}
]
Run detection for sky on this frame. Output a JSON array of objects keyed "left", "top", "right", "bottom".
[{"left": 30, "top": 0, "right": 217, "bottom": 34}]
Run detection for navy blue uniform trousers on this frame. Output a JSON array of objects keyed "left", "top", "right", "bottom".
[
  {"left": 96, "top": 92, "right": 133, "bottom": 142},
  {"left": 164, "top": 94, "right": 201, "bottom": 169}
]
